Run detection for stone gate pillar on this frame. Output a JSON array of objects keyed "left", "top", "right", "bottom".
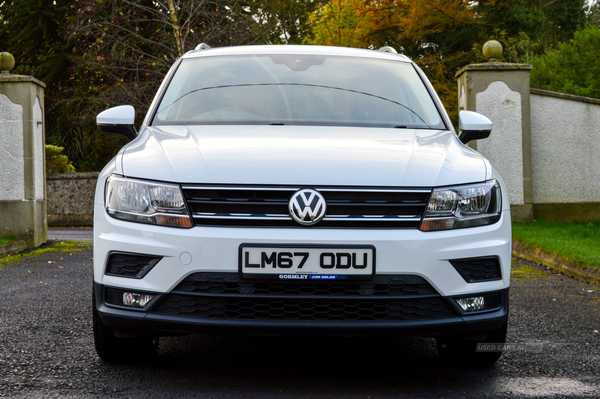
[
  {"left": 0, "top": 52, "right": 47, "bottom": 246},
  {"left": 456, "top": 41, "right": 533, "bottom": 222}
]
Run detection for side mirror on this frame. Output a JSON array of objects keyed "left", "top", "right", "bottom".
[
  {"left": 96, "top": 105, "right": 137, "bottom": 141},
  {"left": 458, "top": 111, "right": 492, "bottom": 144}
]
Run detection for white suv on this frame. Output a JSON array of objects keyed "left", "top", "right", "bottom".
[{"left": 93, "top": 44, "right": 511, "bottom": 365}]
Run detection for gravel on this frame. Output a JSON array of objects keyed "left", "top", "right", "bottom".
[{"left": 1, "top": 245, "right": 599, "bottom": 398}]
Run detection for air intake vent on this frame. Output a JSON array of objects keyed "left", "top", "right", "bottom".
[
  {"left": 449, "top": 257, "right": 502, "bottom": 283},
  {"left": 105, "top": 252, "right": 162, "bottom": 279}
]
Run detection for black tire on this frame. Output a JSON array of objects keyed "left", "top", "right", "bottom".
[
  {"left": 92, "top": 291, "right": 159, "bottom": 363},
  {"left": 437, "top": 317, "right": 508, "bottom": 367}
]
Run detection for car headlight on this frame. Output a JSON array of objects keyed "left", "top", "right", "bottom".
[
  {"left": 419, "top": 180, "right": 501, "bottom": 231},
  {"left": 105, "top": 175, "right": 192, "bottom": 228}
]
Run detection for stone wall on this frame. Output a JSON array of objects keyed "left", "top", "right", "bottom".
[
  {"left": 47, "top": 172, "right": 98, "bottom": 226},
  {"left": 529, "top": 89, "right": 600, "bottom": 221}
]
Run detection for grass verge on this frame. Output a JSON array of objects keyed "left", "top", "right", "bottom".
[
  {"left": 0, "top": 234, "right": 19, "bottom": 245},
  {"left": 512, "top": 220, "right": 600, "bottom": 270},
  {"left": 0, "top": 241, "right": 89, "bottom": 264},
  {"left": 510, "top": 260, "right": 548, "bottom": 280}
]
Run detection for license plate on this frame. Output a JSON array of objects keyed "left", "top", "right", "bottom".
[{"left": 239, "top": 244, "right": 375, "bottom": 280}]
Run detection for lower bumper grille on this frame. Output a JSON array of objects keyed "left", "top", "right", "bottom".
[{"left": 150, "top": 273, "right": 457, "bottom": 322}]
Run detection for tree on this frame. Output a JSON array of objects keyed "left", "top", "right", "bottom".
[
  {"left": 248, "top": 0, "right": 329, "bottom": 44},
  {"left": 70, "top": 0, "right": 260, "bottom": 108},
  {"left": 530, "top": 24, "right": 600, "bottom": 99},
  {"left": 0, "top": 0, "right": 75, "bottom": 84},
  {"left": 477, "top": 0, "right": 587, "bottom": 56},
  {"left": 304, "top": 0, "right": 371, "bottom": 47},
  {"left": 306, "top": 0, "right": 590, "bottom": 123},
  {"left": 307, "top": 0, "right": 482, "bottom": 121},
  {"left": 1, "top": 0, "right": 264, "bottom": 171},
  {"left": 373, "top": 0, "right": 482, "bottom": 119}
]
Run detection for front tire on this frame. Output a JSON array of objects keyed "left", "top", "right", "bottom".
[
  {"left": 93, "top": 291, "right": 159, "bottom": 362},
  {"left": 437, "top": 317, "right": 508, "bottom": 367}
]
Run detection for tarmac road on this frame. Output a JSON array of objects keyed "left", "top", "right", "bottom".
[{"left": 1, "top": 240, "right": 599, "bottom": 398}]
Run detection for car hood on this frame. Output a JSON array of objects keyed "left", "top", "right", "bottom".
[{"left": 119, "top": 125, "right": 489, "bottom": 187}]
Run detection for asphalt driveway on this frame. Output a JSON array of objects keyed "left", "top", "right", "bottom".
[{"left": 0, "top": 240, "right": 599, "bottom": 398}]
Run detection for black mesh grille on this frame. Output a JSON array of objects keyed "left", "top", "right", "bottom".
[
  {"left": 450, "top": 257, "right": 502, "bottom": 283},
  {"left": 181, "top": 185, "right": 431, "bottom": 228},
  {"left": 175, "top": 273, "right": 438, "bottom": 296},
  {"left": 105, "top": 252, "right": 162, "bottom": 279},
  {"left": 150, "top": 273, "right": 457, "bottom": 321}
]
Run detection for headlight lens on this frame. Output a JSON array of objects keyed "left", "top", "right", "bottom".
[
  {"left": 420, "top": 180, "right": 501, "bottom": 231},
  {"left": 105, "top": 175, "right": 192, "bottom": 228}
]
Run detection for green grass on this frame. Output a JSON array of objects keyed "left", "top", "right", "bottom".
[
  {"left": 25, "top": 241, "right": 87, "bottom": 256},
  {"left": 0, "top": 234, "right": 19, "bottom": 245},
  {"left": 510, "top": 260, "right": 548, "bottom": 280},
  {"left": 0, "top": 241, "right": 89, "bottom": 264},
  {"left": 512, "top": 220, "right": 600, "bottom": 269}
]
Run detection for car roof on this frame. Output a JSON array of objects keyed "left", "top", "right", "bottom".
[{"left": 182, "top": 44, "right": 413, "bottom": 63}]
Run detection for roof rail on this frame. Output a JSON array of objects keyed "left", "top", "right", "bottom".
[
  {"left": 378, "top": 46, "right": 397, "bottom": 54},
  {"left": 195, "top": 43, "right": 211, "bottom": 50}
]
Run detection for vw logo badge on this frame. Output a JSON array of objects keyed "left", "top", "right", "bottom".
[{"left": 289, "top": 189, "right": 326, "bottom": 226}]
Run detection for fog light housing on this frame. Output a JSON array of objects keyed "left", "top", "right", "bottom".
[
  {"left": 105, "top": 288, "right": 156, "bottom": 309},
  {"left": 456, "top": 296, "right": 485, "bottom": 312},
  {"left": 123, "top": 292, "right": 154, "bottom": 308}
]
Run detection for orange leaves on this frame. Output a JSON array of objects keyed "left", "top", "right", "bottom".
[
  {"left": 358, "top": 0, "right": 479, "bottom": 47},
  {"left": 402, "top": 0, "right": 478, "bottom": 42},
  {"left": 306, "top": 0, "right": 372, "bottom": 48}
]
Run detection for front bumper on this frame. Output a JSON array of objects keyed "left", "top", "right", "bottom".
[
  {"left": 93, "top": 204, "right": 512, "bottom": 298},
  {"left": 93, "top": 203, "right": 511, "bottom": 338},
  {"left": 94, "top": 281, "right": 508, "bottom": 339}
]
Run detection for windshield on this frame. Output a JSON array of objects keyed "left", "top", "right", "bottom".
[{"left": 152, "top": 54, "right": 445, "bottom": 129}]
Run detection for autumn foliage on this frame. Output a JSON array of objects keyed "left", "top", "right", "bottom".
[{"left": 0, "top": 0, "right": 593, "bottom": 170}]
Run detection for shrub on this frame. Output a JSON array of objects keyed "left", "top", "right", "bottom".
[
  {"left": 530, "top": 25, "right": 600, "bottom": 99},
  {"left": 45, "top": 145, "right": 76, "bottom": 174}
]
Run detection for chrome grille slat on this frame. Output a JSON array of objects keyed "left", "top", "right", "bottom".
[
  {"left": 193, "top": 214, "right": 293, "bottom": 220},
  {"left": 182, "top": 185, "right": 431, "bottom": 228},
  {"left": 324, "top": 215, "right": 422, "bottom": 221}
]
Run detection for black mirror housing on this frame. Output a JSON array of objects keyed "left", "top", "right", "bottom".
[
  {"left": 97, "top": 124, "right": 137, "bottom": 141},
  {"left": 458, "top": 129, "right": 491, "bottom": 144}
]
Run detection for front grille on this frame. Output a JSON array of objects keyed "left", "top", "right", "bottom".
[
  {"left": 181, "top": 185, "right": 431, "bottom": 228},
  {"left": 450, "top": 257, "right": 502, "bottom": 283},
  {"left": 150, "top": 273, "right": 457, "bottom": 322},
  {"left": 105, "top": 252, "right": 162, "bottom": 279}
]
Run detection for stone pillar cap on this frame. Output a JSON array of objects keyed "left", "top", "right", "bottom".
[
  {"left": 0, "top": 52, "right": 15, "bottom": 74},
  {"left": 483, "top": 40, "right": 503, "bottom": 62}
]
